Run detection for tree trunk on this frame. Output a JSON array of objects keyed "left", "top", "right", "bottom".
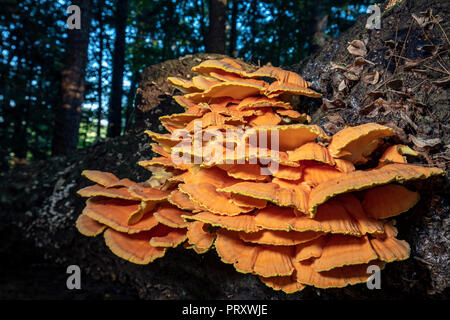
[
  {"left": 52, "top": 0, "right": 91, "bottom": 155},
  {"left": 107, "top": 0, "right": 128, "bottom": 138},
  {"left": 96, "top": 0, "right": 105, "bottom": 139},
  {"left": 206, "top": 0, "right": 227, "bottom": 53},
  {"left": 228, "top": 0, "right": 238, "bottom": 57}
]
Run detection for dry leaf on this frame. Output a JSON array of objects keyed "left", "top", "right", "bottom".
[
  {"left": 330, "top": 61, "right": 347, "bottom": 72},
  {"left": 354, "top": 57, "right": 375, "bottom": 67},
  {"left": 321, "top": 98, "right": 346, "bottom": 110},
  {"left": 347, "top": 40, "right": 367, "bottom": 56},
  {"left": 386, "top": 79, "right": 403, "bottom": 91},
  {"left": 404, "top": 59, "right": 422, "bottom": 71},
  {"left": 338, "top": 80, "right": 347, "bottom": 92},
  {"left": 409, "top": 135, "right": 441, "bottom": 148},
  {"left": 362, "top": 71, "right": 380, "bottom": 86}
]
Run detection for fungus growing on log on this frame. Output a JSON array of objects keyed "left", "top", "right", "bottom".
[{"left": 75, "top": 58, "right": 444, "bottom": 293}]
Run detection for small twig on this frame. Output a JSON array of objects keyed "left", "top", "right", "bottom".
[
  {"left": 423, "top": 64, "right": 450, "bottom": 75},
  {"left": 413, "top": 256, "right": 433, "bottom": 266},
  {"left": 431, "top": 12, "right": 450, "bottom": 46},
  {"left": 436, "top": 59, "right": 449, "bottom": 75},
  {"left": 394, "top": 20, "right": 413, "bottom": 75}
]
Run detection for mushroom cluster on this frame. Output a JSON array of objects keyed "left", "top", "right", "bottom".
[{"left": 76, "top": 58, "right": 444, "bottom": 293}]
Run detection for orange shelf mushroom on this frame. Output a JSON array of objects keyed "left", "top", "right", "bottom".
[{"left": 75, "top": 58, "right": 444, "bottom": 293}]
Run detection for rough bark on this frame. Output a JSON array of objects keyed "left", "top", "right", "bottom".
[
  {"left": 52, "top": 0, "right": 91, "bottom": 156},
  {"left": 107, "top": 0, "right": 128, "bottom": 137},
  {"left": 206, "top": 0, "right": 227, "bottom": 53},
  {"left": 1, "top": 0, "right": 449, "bottom": 299}
]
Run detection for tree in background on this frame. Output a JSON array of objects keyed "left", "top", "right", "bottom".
[
  {"left": 107, "top": 0, "right": 128, "bottom": 137},
  {"left": 206, "top": 0, "right": 227, "bottom": 53},
  {"left": 52, "top": 0, "right": 92, "bottom": 155}
]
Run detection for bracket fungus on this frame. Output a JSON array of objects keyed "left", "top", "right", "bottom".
[{"left": 75, "top": 58, "right": 444, "bottom": 293}]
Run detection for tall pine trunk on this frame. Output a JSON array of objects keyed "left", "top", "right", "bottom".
[
  {"left": 206, "top": 0, "right": 227, "bottom": 53},
  {"left": 228, "top": 0, "right": 238, "bottom": 57},
  {"left": 52, "top": 0, "right": 91, "bottom": 155},
  {"left": 96, "top": 0, "right": 105, "bottom": 139},
  {"left": 107, "top": 0, "right": 128, "bottom": 138}
]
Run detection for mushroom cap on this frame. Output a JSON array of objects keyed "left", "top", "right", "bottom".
[
  {"left": 293, "top": 199, "right": 362, "bottom": 235},
  {"left": 328, "top": 123, "right": 395, "bottom": 164},
  {"left": 151, "top": 143, "right": 171, "bottom": 157},
  {"left": 253, "top": 201, "right": 362, "bottom": 236},
  {"left": 239, "top": 229, "right": 323, "bottom": 246},
  {"left": 153, "top": 203, "right": 191, "bottom": 228},
  {"left": 185, "top": 81, "right": 265, "bottom": 102},
  {"left": 269, "top": 165, "right": 303, "bottom": 181},
  {"left": 301, "top": 164, "right": 343, "bottom": 187},
  {"left": 336, "top": 193, "right": 385, "bottom": 235},
  {"left": 308, "top": 163, "right": 444, "bottom": 217},
  {"left": 191, "top": 58, "right": 245, "bottom": 77},
  {"left": 276, "top": 109, "right": 310, "bottom": 123},
  {"left": 84, "top": 197, "right": 158, "bottom": 233},
  {"left": 247, "top": 109, "right": 282, "bottom": 127},
  {"left": 77, "top": 184, "right": 139, "bottom": 201},
  {"left": 186, "top": 211, "right": 260, "bottom": 233},
  {"left": 219, "top": 181, "right": 308, "bottom": 213},
  {"left": 104, "top": 228, "right": 167, "bottom": 264},
  {"left": 294, "top": 259, "right": 384, "bottom": 289},
  {"left": 144, "top": 130, "right": 182, "bottom": 152},
  {"left": 310, "top": 235, "right": 378, "bottom": 272},
  {"left": 369, "top": 223, "right": 410, "bottom": 262},
  {"left": 167, "top": 77, "right": 203, "bottom": 93},
  {"left": 168, "top": 189, "right": 198, "bottom": 211},
  {"left": 138, "top": 156, "right": 190, "bottom": 171},
  {"left": 217, "top": 163, "right": 270, "bottom": 181},
  {"left": 237, "top": 96, "right": 292, "bottom": 110},
  {"left": 149, "top": 228, "right": 188, "bottom": 248},
  {"left": 362, "top": 184, "right": 420, "bottom": 219},
  {"left": 294, "top": 236, "right": 327, "bottom": 261},
  {"left": 191, "top": 75, "right": 221, "bottom": 90},
  {"left": 287, "top": 142, "right": 335, "bottom": 165},
  {"left": 215, "top": 230, "right": 295, "bottom": 277},
  {"left": 333, "top": 159, "right": 355, "bottom": 173},
  {"left": 229, "top": 193, "right": 268, "bottom": 209},
  {"left": 159, "top": 113, "right": 202, "bottom": 133},
  {"left": 173, "top": 95, "right": 208, "bottom": 115},
  {"left": 179, "top": 182, "right": 250, "bottom": 216},
  {"left": 186, "top": 221, "right": 216, "bottom": 254},
  {"left": 247, "top": 124, "right": 329, "bottom": 151},
  {"left": 379, "top": 144, "right": 419, "bottom": 165},
  {"left": 209, "top": 70, "right": 267, "bottom": 87},
  {"left": 127, "top": 184, "right": 171, "bottom": 201},
  {"left": 246, "top": 65, "right": 310, "bottom": 87},
  {"left": 81, "top": 170, "right": 121, "bottom": 187},
  {"left": 183, "top": 167, "right": 240, "bottom": 188},
  {"left": 266, "top": 81, "right": 321, "bottom": 98},
  {"left": 75, "top": 213, "right": 106, "bottom": 237},
  {"left": 259, "top": 275, "right": 306, "bottom": 294}
]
